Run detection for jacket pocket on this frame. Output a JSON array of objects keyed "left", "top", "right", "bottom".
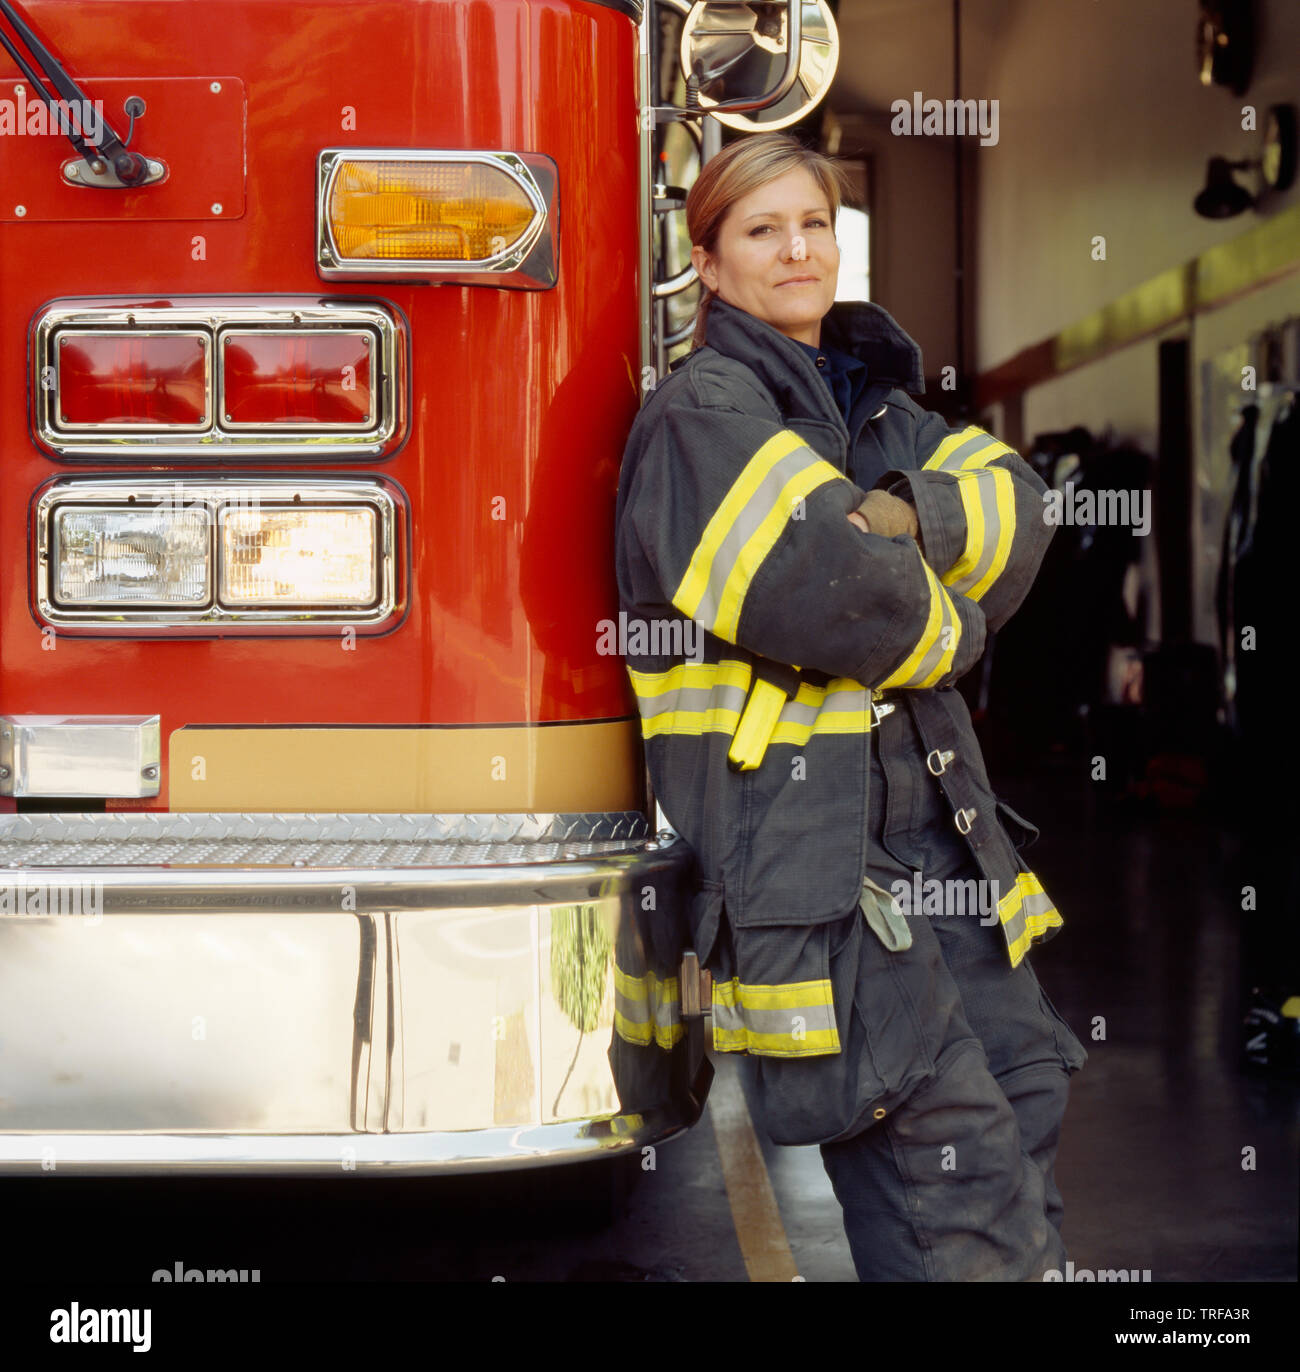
[
  {"left": 715, "top": 921, "right": 841, "bottom": 1058},
  {"left": 995, "top": 797, "right": 1041, "bottom": 851},
  {"left": 748, "top": 912, "right": 873, "bottom": 1146}
]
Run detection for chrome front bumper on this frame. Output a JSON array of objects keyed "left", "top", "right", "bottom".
[{"left": 0, "top": 811, "right": 711, "bottom": 1174}]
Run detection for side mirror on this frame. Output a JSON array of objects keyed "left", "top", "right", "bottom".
[{"left": 679, "top": 0, "right": 840, "bottom": 132}]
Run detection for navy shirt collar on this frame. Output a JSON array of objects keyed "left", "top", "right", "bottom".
[{"left": 791, "top": 335, "right": 869, "bottom": 425}]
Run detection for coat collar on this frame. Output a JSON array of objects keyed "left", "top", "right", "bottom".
[{"left": 687, "top": 295, "right": 926, "bottom": 426}]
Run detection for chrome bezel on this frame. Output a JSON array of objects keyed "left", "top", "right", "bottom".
[
  {"left": 35, "top": 478, "right": 400, "bottom": 632},
  {"left": 32, "top": 300, "right": 404, "bottom": 459},
  {"left": 218, "top": 328, "right": 379, "bottom": 432},
  {"left": 315, "top": 148, "right": 557, "bottom": 287},
  {"left": 54, "top": 330, "right": 212, "bottom": 431}
]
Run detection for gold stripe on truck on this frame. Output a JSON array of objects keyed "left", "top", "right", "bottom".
[{"left": 168, "top": 720, "right": 641, "bottom": 813}]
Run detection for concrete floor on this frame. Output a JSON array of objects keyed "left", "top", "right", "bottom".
[
  {"left": 992, "top": 759, "right": 1299, "bottom": 1283},
  {"left": 1, "top": 758, "right": 1294, "bottom": 1282}
]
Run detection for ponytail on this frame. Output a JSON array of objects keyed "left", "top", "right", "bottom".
[{"left": 689, "top": 286, "right": 715, "bottom": 351}]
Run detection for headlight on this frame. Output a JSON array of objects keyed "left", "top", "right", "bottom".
[
  {"left": 53, "top": 506, "right": 210, "bottom": 606},
  {"left": 35, "top": 479, "right": 402, "bottom": 634},
  {"left": 220, "top": 506, "right": 379, "bottom": 606}
]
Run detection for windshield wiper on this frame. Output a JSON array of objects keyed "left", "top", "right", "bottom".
[{"left": 0, "top": 0, "right": 155, "bottom": 186}]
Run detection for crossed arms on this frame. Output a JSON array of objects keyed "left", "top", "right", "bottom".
[{"left": 621, "top": 381, "right": 1053, "bottom": 690}]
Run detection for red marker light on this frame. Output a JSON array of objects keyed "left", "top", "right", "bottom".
[
  {"left": 56, "top": 332, "right": 208, "bottom": 428},
  {"left": 221, "top": 331, "right": 375, "bottom": 427}
]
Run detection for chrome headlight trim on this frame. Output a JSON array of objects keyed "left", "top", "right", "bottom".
[
  {"left": 315, "top": 148, "right": 557, "bottom": 288},
  {"left": 31, "top": 300, "right": 404, "bottom": 460},
  {"left": 34, "top": 477, "right": 401, "bottom": 633}
]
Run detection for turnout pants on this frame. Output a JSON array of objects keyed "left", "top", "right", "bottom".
[{"left": 747, "top": 705, "right": 1088, "bottom": 1281}]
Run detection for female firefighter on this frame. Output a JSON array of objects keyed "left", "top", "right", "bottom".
[{"left": 613, "top": 131, "right": 1088, "bottom": 1281}]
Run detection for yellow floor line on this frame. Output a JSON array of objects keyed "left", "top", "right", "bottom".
[{"left": 708, "top": 1057, "right": 799, "bottom": 1282}]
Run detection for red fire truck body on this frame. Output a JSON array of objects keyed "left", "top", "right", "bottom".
[{"left": 0, "top": 0, "right": 714, "bottom": 1174}]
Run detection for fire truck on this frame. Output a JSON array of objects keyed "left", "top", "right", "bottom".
[{"left": 0, "top": 0, "right": 836, "bottom": 1187}]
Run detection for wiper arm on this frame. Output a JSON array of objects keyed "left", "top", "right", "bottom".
[{"left": 0, "top": 0, "right": 153, "bottom": 186}]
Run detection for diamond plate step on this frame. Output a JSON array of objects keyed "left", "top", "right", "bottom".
[{"left": 0, "top": 811, "right": 653, "bottom": 868}]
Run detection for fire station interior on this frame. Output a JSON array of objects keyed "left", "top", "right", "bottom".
[
  {"left": 2, "top": 0, "right": 1295, "bottom": 1298},
  {"left": 641, "top": 0, "right": 1298, "bottom": 1284}
]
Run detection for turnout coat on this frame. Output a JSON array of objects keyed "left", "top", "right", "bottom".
[{"left": 613, "top": 294, "right": 1065, "bottom": 1059}]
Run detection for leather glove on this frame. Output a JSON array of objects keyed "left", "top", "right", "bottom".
[{"left": 847, "top": 489, "right": 920, "bottom": 541}]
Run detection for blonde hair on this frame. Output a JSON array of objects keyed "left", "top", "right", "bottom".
[{"left": 685, "top": 132, "right": 855, "bottom": 350}]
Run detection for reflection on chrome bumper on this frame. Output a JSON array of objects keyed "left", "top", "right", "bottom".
[{"left": 0, "top": 812, "right": 708, "bottom": 1174}]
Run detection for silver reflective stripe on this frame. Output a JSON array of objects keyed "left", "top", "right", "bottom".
[
  {"left": 692, "top": 442, "right": 822, "bottom": 629},
  {"left": 820, "top": 682, "right": 873, "bottom": 711},
  {"left": 775, "top": 697, "right": 819, "bottom": 729},
  {"left": 740, "top": 1003, "right": 837, "bottom": 1037},
  {"left": 653, "top": 986, "right": 681, "bottom": 1031},
  {"left": 999, "top": 874, "right": 1063, "bottom": 967},
  {"left": 615, "top": 985, "right": 652, "bottom": 1027},
  {"left": 1019, "top": 885, "right": 1057, "bottom": 924},
  {"left": 908, "top": 578, "right": 957, "bottom": 685},
  {"left": 775, "top": 681, "right": 872, "bottom": 729},
  {"left": 634, "top": 681, "right": 749, "bottom": 721},
  {"left": 712, "top": 999, "right": 745, "bottom": 1036},
  {"left": 947, "top": 471, "right": 1008, "bottom": 597},
  {"left": 931, "top": 431, "right": 995, "bottom": 471}
]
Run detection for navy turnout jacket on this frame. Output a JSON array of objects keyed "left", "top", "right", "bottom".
[{"left": 613, "top": 294, "right": 1065, "bottom": 1058}]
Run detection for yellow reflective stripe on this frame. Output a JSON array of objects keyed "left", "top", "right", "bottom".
[
  {"left": 675, "top": 430, "right": 805, "bottom": 618},
  {"left": 713, "top": 458, "right": 841, "bottom": 641},
  {"left": 743, "top": 1028, "right": 840, "bottom": 1056},
  {"left": 629, "top": 662, "right": 885, "bottom": 747},
  {"left": 769, "top": 712, "right": 867, "bottom": 742},
  {"left": 876, "top": 556, "right": 959, "bottom": 690},
  {"left": 713, "top": 976, "right": 740, "bottom": 1006},
  {"left": 769, "top": 680, "right": 876, "bottom": 743},
  {"left": 615, "top": 968, "right": 683, "bottom": 1049},
  {"left": 999, "top": 871, "right": 1065, "bottom": 967},
  {"left": 627, "top": 658, "right": 752, "bottom": 740},
  {"left": 614, "top": 964, "right": 650, "bottom": 1001},
  {"left": 944, "top": 467, "right": 1016, "bottom": 601},
  {"left": 615, "top": 1012, "right": 682, "bottom": 1051},
  {"left": 875, "top": 553, "right": 945, "bottom": 688},
  {"left": 922, "top": 424, "right": 1019, "bottom": 474},
  {"left": 734, "top": 978, "right": 831, "bottom": 1012},
  {"left": 639, "top": 706, "right": 743, "bottom": 739},
  {"left": 627, "top": 657, "right": 752, "bottom": 695},
  {"left": 917, "top": 561, "right": 960, "bottom": 686},
  {"left": 711, "top": 976, "right": 748, "bottom": 1052},
  {"left": 922, "top": 424, "right": 984, "bottom": 471},
  {"left": 672, "top": 430, "right": 841, "bottom": 642},
  {"left": 956, "top": 439, "right": 1016, "bottom": 470},
  {"left": 614, "top": 1008, "right": 652, "bottom": 1046},
  {"left": 708, "top": 976, "right": 840, "bottom": 1055}
]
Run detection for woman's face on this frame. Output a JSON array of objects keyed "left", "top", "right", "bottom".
[{"left": 691, "top": 166, "right": 840, "bottom": 346}]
